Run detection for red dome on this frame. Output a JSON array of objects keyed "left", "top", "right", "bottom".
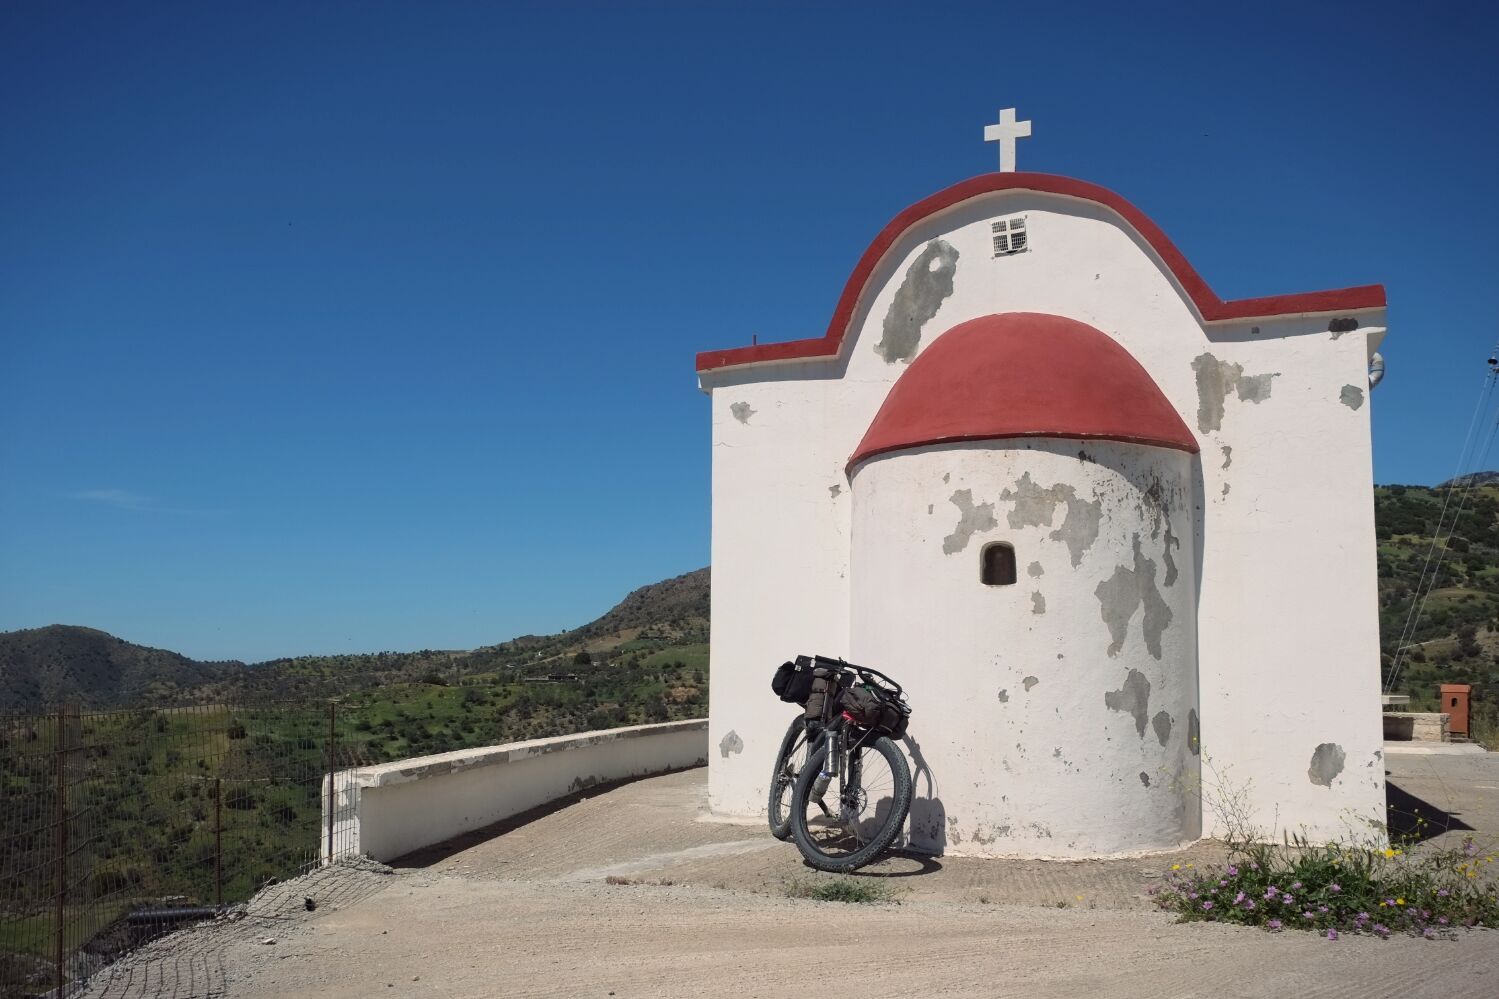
[{"left": 848, "top": 313, "right": 1198, "bottom": 472}]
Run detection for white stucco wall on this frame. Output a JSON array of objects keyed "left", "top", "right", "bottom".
[
  {"left": 702, "top": 183, "right": 1387, "bottom": 850},
  {"left": 850, "top": 440, "right": 1200, "bottom": 857},
  {"left": 324, "top": 720, "right": 708, "bottom": 863}
]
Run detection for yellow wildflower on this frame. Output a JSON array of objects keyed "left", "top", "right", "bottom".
[
  {"left": 1383, "top": 848, "right": 1396, "bottom": 859},
  {"left": 1171, "top": 864, "right": 1181, "bottom": 871},
  {"left": 1396, "top": 898, "right": 1406, "bottom": 906}
]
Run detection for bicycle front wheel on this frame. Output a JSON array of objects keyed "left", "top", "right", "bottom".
[
  {"left": 767, "top": 716, "right": 810, "bottom": 840},
  {"left": 789, "top": 734, "right": 912, "bottom": 873}
]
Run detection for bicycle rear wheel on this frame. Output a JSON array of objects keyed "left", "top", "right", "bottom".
[
  {"left": 789, "top": 733, "right": 912, "bottom": 873},
  {"left": 767, "top": 716, "right": 810, "bottom": 840}
]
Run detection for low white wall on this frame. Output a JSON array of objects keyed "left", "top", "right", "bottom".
[{"left": 323, "top": 720, "right": 709, "bottom": 863}]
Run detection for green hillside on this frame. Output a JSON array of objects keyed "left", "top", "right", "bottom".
[{"left": 1376, "top": 483, "right": 1499, "bottom": 736}]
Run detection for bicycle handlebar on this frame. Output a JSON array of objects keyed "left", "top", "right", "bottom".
[{"left": 793, "top": 654, "right": 904, "bottom": 698}]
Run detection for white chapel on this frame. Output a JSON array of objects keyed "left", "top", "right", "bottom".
[{"left": 698, "top": 111, "right": 1389, "bottom": 857}]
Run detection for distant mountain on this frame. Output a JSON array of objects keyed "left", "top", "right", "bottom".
[
  {"left": 1437, "top": 471, "right": 1499, "bottom": 489},
  {"left": 0, "top": 625, "right": 243, "bottom": 711},
  {"left": 0, "top": 567, "right": 710, "bottom": 712},
  {"left": 573, "top": 567, "right": 709, "bottom": 641}
]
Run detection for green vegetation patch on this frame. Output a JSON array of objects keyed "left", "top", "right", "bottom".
[
  {"left": 1154, "top": 837, "right": 1499, "bottom": 939},
  {"left": 783, "top": 877, "right": 897, "bottom": 904}
]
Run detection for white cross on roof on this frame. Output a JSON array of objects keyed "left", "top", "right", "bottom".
[{"left": 984, "top": 108, "right": 1032, "bottom": 173}]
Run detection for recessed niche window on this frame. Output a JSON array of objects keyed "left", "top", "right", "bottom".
[{"left": 980, "top": 542, "right": 1017, "bottom": 586}]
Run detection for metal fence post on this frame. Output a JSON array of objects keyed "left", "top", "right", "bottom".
[
  {"left": 214, "top": 777, "right": 223, "bottom": 907},
  {"left": 325, "top": 702, "right": 337, "bottom": 864},
  {"left": 54, "top": 705, "right": 67, "bottom": 997}
]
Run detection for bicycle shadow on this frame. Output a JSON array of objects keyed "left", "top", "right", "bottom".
[{"left": 902, "top": 733, "right": 949, "bottom": 858}]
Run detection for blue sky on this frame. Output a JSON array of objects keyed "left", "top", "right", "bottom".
[{"left": 3, "top": 1, "right": 1496, "bottom": 662}]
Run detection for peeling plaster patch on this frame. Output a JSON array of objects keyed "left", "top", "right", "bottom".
[
  {"left": 1003, "top": 472, "right": 1069, "bottom": 528},
  {"left": 1139, "top": 772, "right": 1151, "bottom": 788},
  {"left": 1053, "top": 747, "right": 1062, "bottom": 758},
  {"left": 1152, "top": 711, "right": 1173, "bottom": 747},
  {"left": 997, "top": 689, "right": 1009, "bottom": 703},
  {"left": 1022, "top": 676, "right": 1040, "bottom": 692},
  {"left": 942, "top": 489, "right": 997, "bottom": 555},
  {"left": 1031, "top": 591, "right": 1046, "bottom": 615},
  {"left": 1220, "top": 445, "right": 1233, "bottom": 470},
  {"left": 729, "top": 402, "right": 755, "bottom": 424},
  {"left": 927, "top": 504, "right": 934, "bottom": 514},
  {"left": 1162, "top": 521, "right": 1180, "bottom": 588},
  {"left": 1250, "top": 326, "right": 1261, "bottom": 336},
  {"left": 1027, "top": 561, "right": 1044, "bottom": 578},
  {"left": 1094, "top": 535, "right": 1173, "bottom": 658},
  {"left": 999, "top": 473, "right": 1101, "bottom": 567},
  {"left": 719, "top": 730, "right": 744, "bottom": 759},
  {"left": 874, "top": 239, "right": 959, "bottom": 363},
  {"left": 1340, "top": 385, "right": 1366, "bottom": 410},
  {"left": 828, "top": 484, "right": 843, "bottom": 499},
  {"left": 1187, "top": 709, "right": 1200, "bottom": 755},
  {"left": 943, "top": 473, "right": 950, "bottom": 484},
  {"left": 1191, "top": 353, "right": 1282, "bottom": 432},
  {"left": 1328, "top": 317, "right": 1360, "bottom": 337},
  {"left": 1104, "top": 669, "right": 1152, "bottom": 737},
  {"left": 1077, "top": 449, "right": 1096, "bottom": 464},
  {"left": 1308, "top": 743, "right": 1346, "bottom": 787},
  {"left": 1221, "top": 483, "right": 1231, "bottom": 497},
  {"left": 1054, "top": 494, "right": 1103, "bottom": 567},
  {"left": 1237, "top": 372, "right": 1279, "bottom": 403}
]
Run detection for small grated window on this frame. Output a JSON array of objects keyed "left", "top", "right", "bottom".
[
  {"left": 980, "top": 542, "right": 1017, "bottom": 586},
  {"left": 991, "top": 217, "right": 1027, "bottom": 256}
]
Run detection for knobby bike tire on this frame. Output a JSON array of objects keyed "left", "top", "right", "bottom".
[
  {"left": 767, "top": 715, "right": 809, "bottom": 840},
  {"left": 788, "top": 735, "right": 913, "bottom": 873}
]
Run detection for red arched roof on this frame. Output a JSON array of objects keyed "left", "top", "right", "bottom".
[
  {"left": 848, "top": 313, "right": 1199, "bottom": 472},
  {"left": 696, "top": 172, "right": 1385, "bottom": 374}
]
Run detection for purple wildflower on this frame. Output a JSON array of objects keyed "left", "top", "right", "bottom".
[
  {"left": 1464, "top": 838, "right": 1478, "bottom": 857},
  {"left": 1250, "top": 862, "right": 1259, "bottom": 870},
  {"left": 1226, "top": 865, "right": 1239, "bottom": 876},
  {"left": 1203, "top": 901, "right": 1214, "bottom": 911},
  {"left": 1244, "top": 900, "right": 1256, "bottom": 911},
  {"left": 1327, "top": 928, "right": 1338, "bottom": 941},
  {"left": 1188, "top": 892, "right": 1198, "bottom": 900},
  {"left": 1234, "top": 892, "right": 1246, "bottom": 904},
  {"left": 1267, "top": 919, "right": 1283, "bottom": 930},
  {"left": 1218, "top": 879, "right": 1228, "bottom": 888},
  {"left": 1329, "top": 884, "right": 1341, "bottom": 893},
  {"left": 1438, "top": 917, "right": 1449, "bottom": 926},
  {"left": 1437, "top": 888, "right": 1450, "bottom": 898},
  {"left": 1291, "top": 881, "right": 1303, "bottom": 890},
  {"left": 1423, "top": 927, "right": 1436, "bottom": 939},
  {"left": 1319, "top": 905, "right": 1329, "bottom": 913},
  {"left": 1373, "top": 923, "right": 1390, "bottom": 938},
  {"left": 1282, "top": 895, "right": 1295, "bottom": 907},
  {"left": 1304, "top": 911, "right": 1315, "bottom": 920},
  {"left": 1355, "top": 912, "right": 1369, "bottom": 923}
]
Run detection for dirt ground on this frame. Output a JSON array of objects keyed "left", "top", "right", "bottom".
[{"left": 82, "top": 750, "right": 1499, "bottom": 999}]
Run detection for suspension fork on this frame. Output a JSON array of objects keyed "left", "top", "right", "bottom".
[{"left": 810, "top": 724, "right": 843, "bottom": 802}]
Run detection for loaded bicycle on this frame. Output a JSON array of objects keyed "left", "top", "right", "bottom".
[{"left": 767, "top": 655, "right": 913, "bottom": 872}]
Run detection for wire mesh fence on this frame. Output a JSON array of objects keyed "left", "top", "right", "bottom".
[{"left": 0, "top": 703, "right": 373, "bottom": 998}]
